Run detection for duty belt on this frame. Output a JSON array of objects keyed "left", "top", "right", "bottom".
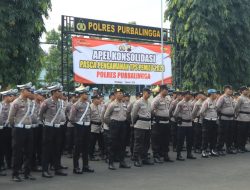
[
  {"left": 182, "top": 119, "right": 192, "bottom": 122},
  {"left": 15, "top": 124, "right": 32, "bottom": 129},
  {"left": 204, "top": 118, "right": 217, "bottom": 121},
  {"left": 138, "top": 117, "right": 151, "bottom": 121},
  {"left": 44, "top": 121, "right": 61, "bottom": 128},
  {"left": 155, "top": 116, "right": 170, "bottom": 121},
  {"left": 91, "top": 121, "right": 102, "bottom": 125},
  {"left": 239, "top": 111, "right": 250, "bottom": 114},
  {"left": 220, "top": 113, "right": 234, "bottom": 117}
]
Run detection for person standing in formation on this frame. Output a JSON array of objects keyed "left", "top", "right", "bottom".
[
  {"left": 192, "top": 92, "right": 206, "bottom": 153},
  {"left": 0, "top": 89, "right": 16, "bottom": 176},
  {"left": 39, "top": 84, "right": 67, "bottom": 178},
  {"left": 104, "top": 88, "right": 131, "bottom": 170},
  {"left": 235, "top": 86, "right": 250, "bottom": 152},
  {"left": 199, "top": 89, "right": 219, "bottom": 158},
  {"left": 8, "top": 82, "right": 35, "bottom": 182},
  {"left": 89, "top": 95, "right": 104, "bottom": 161},
  {"left": 131, "top": 88, "right": 153, "bottom": 167},
  {"left": 151, "top": 85, "right": 173, "bottom": 163},
  {"left": 216, "top": 85, "right": 236, "bottom": 155},
  {"left": 69, "top": 87, "right": 94, "bottom": 174},
  {"left": 174, "top": 91, "right": 196, "bottom": 161}
]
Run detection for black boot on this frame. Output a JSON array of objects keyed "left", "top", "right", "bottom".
[
  {"left": 12, "top": 175, "right": 22, "bottom": 182},
  {"left": 154, "top": 157, "right": 163, "bottom": 163},
  {"left": 42, "top": 171, "right": 53, "bottom": 178},
  {"left": 73, "top": 168, "right": 82, "bottom": 174},
  {"left": 82, "top": 166, "right": 94, "bottom": 173},
  {"left": 164, "top": 153, "right": 174, "bottom": 162},
  {"left": 134, "top": 160, "right": 142, "bottom": 167},
  {"left": 55, "top": 169, "right": 68, "bottom": 176},
  {"left": 24, "top": 174, "right": 36, "bottom": 180},
  {"left": 108, "top": 162, "right": 116, "bottom": 170},
  {"left": 187, "top": 153, "right": 196, "bottom": 159},
  {"left": 176, "top": 153, "right": 185, "bottom": 161},
  {"left": 119, "top": 161, "right": 131, "bottom": 168}
]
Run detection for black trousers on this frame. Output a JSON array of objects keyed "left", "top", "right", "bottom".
[
  {"left": 0, "top": 127, "right": 12, "bottom": 169},
  {"left": 109, "top": 120, "right": 127, "bottom": 163},
  {"left": 193, "top": 122, "right": 202, "bottom": 150},
  {"left": 0, "top": 129, "right": 5, "bottom": 169},
  {"left": 217, "top": 120, "right": 234, "bottom": 150},
  {"left": 66, "top": 127, "right": 74, "bottom": 154},
  {"left": 170, "top": 121, "right": 178, "bottom": 149},
  {"left": 130, "top": 127, "right": 135, "bottom": 157},
  {"left": 125, "top": 121, "right": 131, "bottom": 147},
  {"left": 237, "top": 121, "right": 250, "bottom": 149},
  {"left": 133, "top": 128, "right": 150, "bottom": 160},
  {"left": 103, "top": 129, "right": 111, "bottom": 158},
  {"left": 73, "top": 124, "right": 90, "bottom": 169},
  {"left": 151, "top": 123, "right": 171, "bottom": 157},
  {"left": 89, "top": 132, "right": 104, "bottom": 157},
  {"left": 60, "top": 124, "right": 67, "bottom": 153},
  {"left": 42, "top": 126, "right": 62, "bottom": 172},
  {"left": 12, "top": 127, "right": 33, "bottom": 176},
  {"left": 232, "top": 120, "right": 238, "bottom": 148},
  {"left": 32, "top": 125, "right": 42, "bottom": 168},
  {"left": 177, "top": 126, "right": 194, "bottom": 155},
  {"left": 202, "top": 120, "right": 218, "bottom": 151}
]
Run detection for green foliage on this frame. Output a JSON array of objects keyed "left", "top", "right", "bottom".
[
  {"left": 42, "top": 29, "right": 61, "bottom": 83},
  {"left": 0, "top": 0, "right": 51, "bottom": 89},
  {"left": 166, "top": 0, "right": 250, "bottom": 90}
]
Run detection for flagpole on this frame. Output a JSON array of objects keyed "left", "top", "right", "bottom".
[{"left": 161, "top": 0, "right": 164, "bottom": 85}]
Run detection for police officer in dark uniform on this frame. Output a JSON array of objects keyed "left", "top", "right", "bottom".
[
  {"left": 69, "top": 87, "right": 94, "bottom": 174},
  {"left": 216, "top": 85, "right": 236, "bottom": 154},
  {"left": 0, "top": 89, "right": 15, "bottom": 176},
  {"left": 8, "top": 82, "right": 36, "bottom": 182},
  {"left": 39, "top": 84, "right": 67, "bottom": 178},
  {"left": 131, "top": 88, "right": 153, "bottom": 167},
  {"left": 173, "top": 90, "right": 196, "bottom": 161},
  {"left": 151, "top": 85, "right": 173, "bottom": 163},
  {"left": 104, "top": 88, "right": 131, "bottom": 170}
]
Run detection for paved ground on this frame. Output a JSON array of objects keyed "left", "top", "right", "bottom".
[{"left": 1, "top": 150, "right": 250, "bottom": 190}]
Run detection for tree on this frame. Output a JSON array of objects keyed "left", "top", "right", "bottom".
[
  {"left": 0, "top": 0, "right": 51, "bottom": 89},
  {"left": 42, "top": 29, "right": 61, "bottom": 83},
  {"left": 166, "top": 0, "right": 250, "bottom": 90}
]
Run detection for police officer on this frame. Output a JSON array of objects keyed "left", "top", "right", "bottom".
[
  {"left": 192, "top": 92, "right": 206, "bottom": 153},
  {"left": 173, "top": 90, "right": 196, "bottom": 161},
  {"left": 131, "top": 88, "right": 153, "bottom": 167},
  {"left": 127, "top": 92, "right": 142, "bottom": 160},
  {"left": 151, "top": 85, "right": 173, "bottom": 163},
  {"left": 8, "top": 82, "right": 36, "bottom": 182},
  {"left": 0, "top": 89, "right": 15, "bottom": 176},
  {"left": 89, "top": 94, "right": 104, "bottom": 161},
  {"left": 199, "top": 89, "right": 219, "bottom": 158},
  {"left": 216, "top": 85, "right": 236, "bottom": 154},
  {"left": 169, "top": 91, "right": 183, "bottom": 152},
  {"left": 69, "top": 87, "right": 94, "bottom": 174},
  {"left": 101, "top": 92, "right": 115, "bottom": 162},
  {"left": 235, "top": 86, "right": 250, "bottom": 152},
  {"left": 65, "top": 92, "right": 77, "bottom": 158},
  {"left": 104, "top": 88, "right": 131, "bottom": 170},
  {"left": 31, "top": 89, "right": 45, "bottom": 172},
  {"left": 123, "top": 92, "right": 131, "bottom": 156},
  {"left": 39, "top": 84, "right": 67, "bottom": 178}
]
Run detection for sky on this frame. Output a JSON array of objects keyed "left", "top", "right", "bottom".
[{"left": 42, "top": 0, "right": 170, "bottom": 49}]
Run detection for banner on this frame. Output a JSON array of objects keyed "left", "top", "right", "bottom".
[
  {"left": 72, "top": 37, "right": 172, "bottom": 85},
  {"left": 74, "top": 17, "right": 170, "bottom": 42}
]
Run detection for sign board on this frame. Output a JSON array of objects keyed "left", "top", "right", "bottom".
[
  {"left": 74, "top": 17, "right": 170, "bottom": 42},
  {"left": 72, "top": 36, "right": 172, "bottom": 85}
]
